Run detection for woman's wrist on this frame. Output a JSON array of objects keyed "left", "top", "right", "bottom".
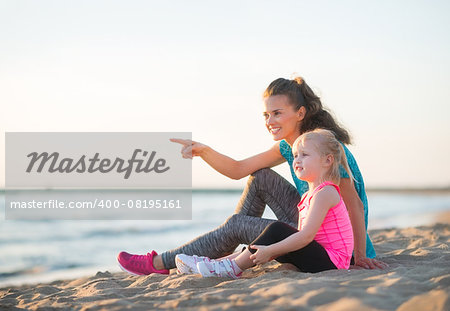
[{"left": 198, "top": 144, "right": 211, "bottom": 158}]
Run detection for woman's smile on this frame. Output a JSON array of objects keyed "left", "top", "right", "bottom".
[{"left": 268, "top": 127, "right": 281, "bottom": 135}]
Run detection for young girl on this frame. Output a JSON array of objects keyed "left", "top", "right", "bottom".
[{"left": 177, "top": 129, "right": 354, "bottom": 278}]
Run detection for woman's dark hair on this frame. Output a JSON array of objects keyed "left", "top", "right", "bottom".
[{"left": 263, "top": 77, "right": 351, "bottom": 144}]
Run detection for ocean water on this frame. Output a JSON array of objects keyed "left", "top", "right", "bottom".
[{"left": 1, "top": 190, "right": 449, "bottom": 287}]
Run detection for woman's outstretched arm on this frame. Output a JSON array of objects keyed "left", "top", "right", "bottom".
[{"left": 170, "top": 138, "right": 285, "bottom": 180}]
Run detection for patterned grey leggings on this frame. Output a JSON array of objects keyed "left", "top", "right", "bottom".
[{"left": 161, "top": 168, "right": 301, "bottom": 269}]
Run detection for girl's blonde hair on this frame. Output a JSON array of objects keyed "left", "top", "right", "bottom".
[{"left": 294, "top": 129, "right": 353, "bottom": 185}]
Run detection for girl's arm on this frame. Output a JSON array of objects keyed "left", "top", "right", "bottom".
[
  {"left": 340, "top": 178, "right": 387, "bottom": 269},
  {"left": 250, "top": 187, "right": 339, "bottom": 264},
  {"left": 170, "top": 139, "right": 285, "bottom": 180}
]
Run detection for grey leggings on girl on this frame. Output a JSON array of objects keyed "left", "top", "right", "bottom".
[{"left": 161, "top": 168, "right": 301, "bottom": 269}]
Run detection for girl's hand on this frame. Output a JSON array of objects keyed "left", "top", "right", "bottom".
[
  {"left": 249, "top": 245, "right": 274, "bottom": 265},
  {"left": 170, "top": 138, "right": 208, "bottom": 159}
]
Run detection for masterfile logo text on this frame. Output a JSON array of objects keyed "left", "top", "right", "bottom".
[{"left": 6, "top": 132, "right": 192, "bottom": 188}]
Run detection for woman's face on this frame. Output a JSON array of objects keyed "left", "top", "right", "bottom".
[{"left": 263, "top": 95, "right": 304, "bottom": 145}]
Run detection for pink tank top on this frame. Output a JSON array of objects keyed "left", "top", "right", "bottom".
[{"left": 297, "top": 181, "right": 354, "bottom": 269}]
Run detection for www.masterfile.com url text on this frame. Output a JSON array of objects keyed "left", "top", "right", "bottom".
[{"left": 9, "top": 199, "right": 183, "bottom": 209}]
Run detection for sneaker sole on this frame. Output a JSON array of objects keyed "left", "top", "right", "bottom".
[{"left": 117, "top": 261, "right": 145, "bottom": 276}]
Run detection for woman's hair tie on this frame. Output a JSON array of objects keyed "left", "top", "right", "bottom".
[{"left": 293, "top": 76, "right": 304, "bottom": 85}]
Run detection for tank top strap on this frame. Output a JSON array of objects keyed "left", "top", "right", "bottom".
[{"left": 308, "top": 181, "right": 341, "bottom": 204}]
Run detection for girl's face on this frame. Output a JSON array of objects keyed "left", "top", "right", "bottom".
[
  {"left": 292, "top": 139, "right": 326, "bottom": 182},
  {"left": 263, "top": 95, "right": 304, "bottom": 145}
]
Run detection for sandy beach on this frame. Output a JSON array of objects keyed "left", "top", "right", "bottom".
[{"left": 1, "top": 220, "right": 449, "bottom": 311}]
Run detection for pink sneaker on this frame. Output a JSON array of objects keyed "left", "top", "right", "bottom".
[{"left": 117, "top": 250, "right": 169, "bottom": 275}]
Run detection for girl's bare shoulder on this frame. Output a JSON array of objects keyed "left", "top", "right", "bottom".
[{"left": 313, "top": 185, "right": 340, "bottom": 208}]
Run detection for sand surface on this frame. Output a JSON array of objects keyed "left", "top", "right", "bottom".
[{"left": 1, "top": 222, "right": 449, "bottom": 311}]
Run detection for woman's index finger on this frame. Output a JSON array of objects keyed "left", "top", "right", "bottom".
[{"left": 169, "top": 138, "right": 192, "bottom": 146}]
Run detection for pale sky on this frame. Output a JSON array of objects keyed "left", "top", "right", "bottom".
[{"left": 1, "top": 0, "right": 450, "bottom": 189}]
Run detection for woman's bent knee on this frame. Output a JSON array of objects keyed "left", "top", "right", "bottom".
[
  {"left": 249, "top": 168, "right": 286, "bottom": 191},
  {"left": 250, "top": 168, "right": 275, "bottom": 178}
]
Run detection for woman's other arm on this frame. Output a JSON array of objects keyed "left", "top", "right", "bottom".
[{"left": 340, "top": 178, "right": 387, "bottom": 269}]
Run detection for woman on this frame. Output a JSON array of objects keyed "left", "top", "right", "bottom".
[{"left": 118, "top": 77, "right": 387, "bottom": 275}]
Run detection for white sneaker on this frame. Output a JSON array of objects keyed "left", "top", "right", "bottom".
[
  {"left": 197, "top": 258, "right": 242, "bottom": 279},
  {"left": 175, "top": 254, "right": 213, "bottom": 275}
]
